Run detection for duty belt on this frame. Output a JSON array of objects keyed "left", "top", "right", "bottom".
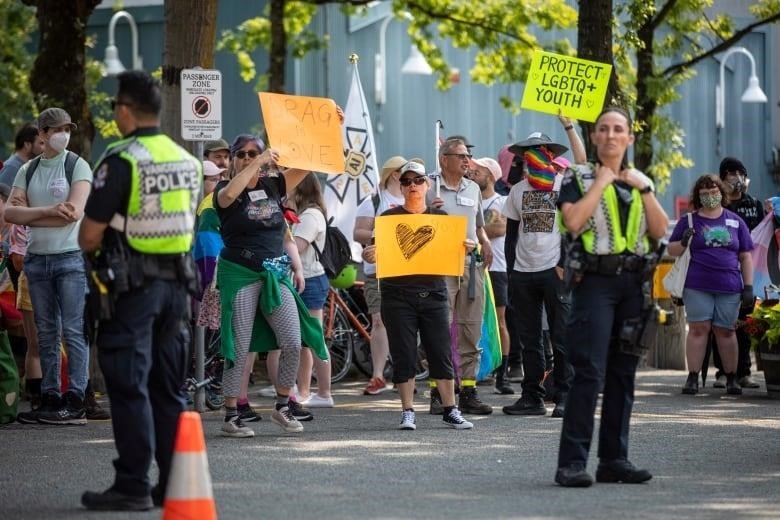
[{"left": 583, "top": 253, "right": 646, "bottom": 276}]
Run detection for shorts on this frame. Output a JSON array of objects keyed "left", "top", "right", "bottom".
[
  {"left": 16, "top": 271, "right": 33, "bottom": 312},
  {"left": 300, "top": 273, "right": 330, "bottom": 310},
  {"left": 363, "top": 275, "right": 381, "bottom": 315},
  {"left": 683, "top": 288, "right": 741, "bottom": 329},
  {"left": 488, "top": 271, "right": 508, "bottom": 307}
]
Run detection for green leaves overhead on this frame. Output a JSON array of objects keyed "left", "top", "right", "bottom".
[{"left": 0, "top": 0, "right": 37, "bottom": 150}]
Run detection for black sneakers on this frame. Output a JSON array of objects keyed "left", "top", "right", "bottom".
[
  {"left": 237, "top": 402, "right": 262, "bottom": 422},
  {"left": 502, "top": 396, "right": 546, "bottom": 416},
  {"left": 85, "top": 392, "right": 111, "bottom": 421},
  {"left": 595, "top": 459, "right": 652, "bottom": 483},
  {"left": 555, "top": 464, "right": 593, "bottom": 487},
  {"left": 288, "top": 400, "right": 314, "bottom": 422},
  {"left": 81, "top": 488, "right": 153, "bottom": 511},
  {"left": 458, "top": 387, "right": 493, "bottom": 415},
  {"left": 17, "top": 392, "right": 60, "bottom": 424},
  {"left": 38, "top": 391, "right": 87, "bottom": 425}
]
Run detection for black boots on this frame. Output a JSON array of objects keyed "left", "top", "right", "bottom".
[
  {"left": 681, "top": 372, "right": 699, "bottom": 395},
  {"left": 725, "top": 372, "right": 743, "bottom": 395}
]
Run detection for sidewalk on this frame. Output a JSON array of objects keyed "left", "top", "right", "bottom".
[{"left": 1, "top": 368, "right": 778, "bottom": 519}]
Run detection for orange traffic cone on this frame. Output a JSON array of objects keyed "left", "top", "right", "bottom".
[{"left": 163, "top": 411, "right": 217, "bottom": 519}]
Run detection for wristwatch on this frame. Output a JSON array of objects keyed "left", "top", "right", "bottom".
[{"left": 639, "top": 184, "right": 654, "bottom": 194}]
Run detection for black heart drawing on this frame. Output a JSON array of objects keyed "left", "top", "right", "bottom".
[{"left": 396, "top": 223, "right": 435, "bottom": 260}]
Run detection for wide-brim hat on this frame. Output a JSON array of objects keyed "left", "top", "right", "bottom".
[
  {"left": 508, "top": 132, "right": 568, "bottom": 157},
  {"left": 380, "top": 156, "right": 408, "bottom": 187}
]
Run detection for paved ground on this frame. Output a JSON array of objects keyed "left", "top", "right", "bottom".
[{"left": 1, "top": 368, "right": 778, "bottom": 519}]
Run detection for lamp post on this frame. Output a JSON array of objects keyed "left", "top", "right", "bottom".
[
  {"left": 374, "top": 13, "right": 432, "bottom": 106},
  {"left": 715, "top": 46, "right": 767, "bottom": 130},
  {"left": 103, "top": 10, "right": 143, "bottom": 76}
]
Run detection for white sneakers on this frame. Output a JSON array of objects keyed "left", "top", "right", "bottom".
[
  {"left": 399, "top": 410, "right": 416, "bottom": 430},
  {"left": 299, "top": 394, "right": 335, "bottom": 408},
  {"left": 221, "top": 415, "right": 255, "bottom": 438}
]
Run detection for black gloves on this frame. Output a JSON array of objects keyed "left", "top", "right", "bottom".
[
  {"left": 681, "top": 228, "right": 694, "bottom": 247},
  {"left": 742, "top": 284, "right": 754, "bottom": 308}
]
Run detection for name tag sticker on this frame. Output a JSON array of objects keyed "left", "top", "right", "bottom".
[
  {"left": 248, "top": 189, "right": 268, "bottom": 201},
  {"left": 457, "top": 196, "right": 475, "bottom": 207},
  {"left": 725, "top": 218, "right": 739, "bottom": 228}
]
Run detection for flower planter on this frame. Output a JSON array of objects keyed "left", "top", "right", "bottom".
[{"left": 758, "top": 339, "right": 780, "bottom": 399}]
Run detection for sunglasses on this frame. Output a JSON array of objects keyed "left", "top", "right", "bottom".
[
  {"left": 443, "top": 153, "right": 472, "bottom": 161},
  {"left": 400, "top": 177, "right": 427, "bottom": 187},
  {"left": 235, "top": 150, "right": 260, "bottom": 159}
]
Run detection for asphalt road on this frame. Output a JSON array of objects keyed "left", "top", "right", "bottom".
[{"left": 1, "top": 369, "right": 778, "bottom": 520}]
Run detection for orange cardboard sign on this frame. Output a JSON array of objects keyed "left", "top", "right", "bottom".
[{"left": 258, "top": 92, "right": 346, "bottom": 174}]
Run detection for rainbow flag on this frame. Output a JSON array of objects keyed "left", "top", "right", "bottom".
[{"left": 477, "top": 269, "right": 502, "bottom": 381}]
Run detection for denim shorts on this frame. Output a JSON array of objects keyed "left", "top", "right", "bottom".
[
  {"left": 683, "top": 288, "right": 741, "bottom": 329},
  {"left": 300, "top": 273, "right": 330, "bottom": 310}
]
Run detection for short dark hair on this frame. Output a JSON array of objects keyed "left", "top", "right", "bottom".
[
  {"left": 116, "top": 70, "right": 162, "bottom": 116},
  {"left": 14, "top": 123, "right": 38, "bottom": 150},
  {"left": 690, "top": 174, "right": 728, "bottom": 210}
]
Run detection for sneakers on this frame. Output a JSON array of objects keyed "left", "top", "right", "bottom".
[
  {"left": 595, "top": 459, "right": 652, "bottom": 483},
  {"left": 288, "top": 400, "right": 314, "bottom": 421},
  {"left": 301, "top": 394, "right": 335, "bottom": 408},
  {"left": 507, "top": 365, "right": 524, "bottom": 383},
  {"left": 271, "top": 405, "right": 304, "bottom": 433},
  {"left": 38, "top": 391, "right": 87, "bottom": 425},
  {"left": 713, "top": 374, "right": 726, "bottom": 388},
  {"left": 363, "top": 377, "right": 388, "bottom": 395},
  {"left": 221, "top": 415, "right": 255, "bottom": 438},
  {"left": 725, "top": 373, "right": 743, "bottom": 395},
  {"left": 459, "top": 387, "right": 493, "bottom": 415},
  {"left": 681, "top": 372, "right": 699, "bottom": 395},
  {"left": 555, "top": 464, "right": 594, "bottom": 487},
  {"left": 237, "top": 402, "right": 262, "bottom": 422},
  {"left": 17, "top": 392, "right": 60, "bottom": 424},
  {"left": 443, "top": 407, "right": 473, "bottom": 429},
  {"left": 429, "top": 388, "right": 444, "bottom": 415},
  {"left": 551, "top": 401, "right": 565, "bottom": 418},
  {"left": 81, "top": 488, "right": 153, "bottom": 511},
  {"left": 85, "top": 392, "right": 111, "bottom": 421},
  {"left": 738, "top": 375, "right": 760, "bottom": 388},
  {"left": 399, "top": 409, "right": 416, "bottom": 430},
  {"left": 502, "top": 396, "right": 546, "bottom": 416}
]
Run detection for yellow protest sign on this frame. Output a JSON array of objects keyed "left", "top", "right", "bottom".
[
  {"left": 375, "top": 214, "right": 467, "bottom": 278},
  {"left": 258, "top": 92, "right": 346, "bottom": 174},
  {"left": 521, "top": 50, "right": 612, "bottom": 123}
]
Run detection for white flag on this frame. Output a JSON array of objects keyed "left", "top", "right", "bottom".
[{"left": 322, "top": 63, "right": 379, "bottom": 259}]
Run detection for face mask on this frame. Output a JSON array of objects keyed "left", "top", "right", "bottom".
[
  {"left": 523, "top": 148, "right": 557, "bottom": 191},
  {"left": 49, "top": 131, "right": 70, "bottom": 153},
  {"left": 700, "top": 193, "right": 722, "bottom": 209}
]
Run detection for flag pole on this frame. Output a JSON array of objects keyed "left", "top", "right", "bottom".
[{"left": 434, "top": 119, "right": 443, "bottom": 198}]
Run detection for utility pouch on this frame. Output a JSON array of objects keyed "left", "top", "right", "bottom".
[{"left": 563, "top": 238, "right": 585, "bottom": 291}]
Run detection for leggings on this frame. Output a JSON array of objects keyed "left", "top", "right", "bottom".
[{"left": 222, "top": 280, "right": 302, "bottom": 397}]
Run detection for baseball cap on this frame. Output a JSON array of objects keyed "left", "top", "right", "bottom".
[
  {"left": 552, "top": 156, "right": 571, "bottom": 170},
  {"left": 471, "top": 157, "right": 502, "bottom": 182},
  {"left": 719, "top": 156, "right": 747, "bottom": 179},
  {"left": 205, "top": 139, "right": 230, "bottom": 154},
  {"left": 445, "top": 134, "right": 475, "bottom": 148},
  {"left": 202, "top": 160, "right": 226, "bottom": 178},
  {"left": 508, "top": 132, "right": 567, "bottom": 157},
  {"left": 399, "top": 161, "right": 427, "bottom": 177},
  {"left": 380, "top": 156, "right": 408, "bottom": 187},
  {"left": 37, "top": 107, "right": 77, "bottom": 131}
]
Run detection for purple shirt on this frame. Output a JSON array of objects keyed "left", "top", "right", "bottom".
[{"left": 669, "top": 209, "right": 754, "bottom": 294}]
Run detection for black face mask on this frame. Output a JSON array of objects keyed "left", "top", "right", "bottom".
[{"left": 507, "top": 160, "right": 524, "bottom": 185}]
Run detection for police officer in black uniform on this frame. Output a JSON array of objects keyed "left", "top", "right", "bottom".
[
  {"left": 554, "top": 107, "right": 669, "bottom": 487},
  {"left": 79, "top": 71, "right": 200, "bottom": 511}
]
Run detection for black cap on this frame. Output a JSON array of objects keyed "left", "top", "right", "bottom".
[{"left": 719, "top": 157, "right": 747, "bottom": 179}]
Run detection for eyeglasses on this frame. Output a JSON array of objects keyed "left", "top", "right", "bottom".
[
  {"left": 400, "top": 177, "right": 427, "bottom": 187},
  {"left": 443, "top": 153, "right": 472, "bottom": 160},
  {"left": 235, "top": 150, "right": 260, "bottom": 159}
]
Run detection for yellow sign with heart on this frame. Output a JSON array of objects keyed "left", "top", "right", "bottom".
[{"left": 374, "top": 214, "right": 467, "bottom": 278}]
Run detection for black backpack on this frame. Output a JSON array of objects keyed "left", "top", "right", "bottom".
[
  {"left": 26, "top": 151, "right": 79, "bottom": 186},
  {"left": 313, "top": 217, "right": 353, "bottom": 279}
]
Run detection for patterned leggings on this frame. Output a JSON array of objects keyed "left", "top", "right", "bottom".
[{"left": 222, "top": 280, "right": 302, "bottom": 397}]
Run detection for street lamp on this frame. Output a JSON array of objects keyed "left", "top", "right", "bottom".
[
  {"left": 103, "top": 10, "right": 143, "bottom": 76},
  {"left": 715, "top": 46, "right": 767, "bottom": 129},
  {"left": 374, "top": 13, "right": 432, "bottom": 106},
  {"left": 401, "top": 46, "right": 433, "bottom": 75}
]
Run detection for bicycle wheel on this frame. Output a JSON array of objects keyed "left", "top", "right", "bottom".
[{"left": 326, "top": 307, "right": 354, "bottom": 383}]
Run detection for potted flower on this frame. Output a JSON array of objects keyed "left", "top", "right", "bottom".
[{"left": 743, "top": 299, "right": 780, "bottom": 398}]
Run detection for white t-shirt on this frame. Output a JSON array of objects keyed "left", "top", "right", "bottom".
[
  {"left": 483, "top": 193, "right": 507, "bottom": 273},
  {"left": 292, "top": 207, "right": 326, "bottom": 279},
  {"left": 355, "top": 190, "right": 404, "bottom": 275},
  {"left": 502, "top": 175, "right": 563, "bottom": 272}
]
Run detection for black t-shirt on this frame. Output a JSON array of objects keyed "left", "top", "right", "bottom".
[
  {"left": 378, "top": 206, "right": 448, "bottom": 292},
  {"left": 728, "top": 193, "right": 764, "bottom": 231},
  {"left": 214, "top": 174, "right": 287, "bottom": 271},
  {"left": 558, "top": 173, "right": 633, "bottom": 241}
]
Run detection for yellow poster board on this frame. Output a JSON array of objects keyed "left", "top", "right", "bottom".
[
  {"left": 375, "top": 214, "right": 467, "bottom": 278},
  {"left": 521, "top": 50, "right": 612, "bottom": 123},
  {"left": 258, "top": 92, "right": 346, "bottom": 174}
]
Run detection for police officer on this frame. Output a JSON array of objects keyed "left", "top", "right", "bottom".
[
  {"left": 79, "top": 71, "right": 200, "bottom": 511},
  {"left": 554, "top": 107, "right": 669, "bottom": 487}
]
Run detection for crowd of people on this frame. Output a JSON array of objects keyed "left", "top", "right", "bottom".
[{"left": 0, "top": 70, "right": 768, "bottom": 508}]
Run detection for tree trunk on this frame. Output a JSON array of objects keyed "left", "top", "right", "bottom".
[
  {"left": 160, "top": 0, "right": 219, "bottom": 150},
  {"left": 633, "top": 20, "right": 656, "bottom": 175},
  {"left": 268, "top": 0, "right": 287, "bottom": 94},
  {"left": 25, "top": 0, "right": 100, "bottom": 160}
]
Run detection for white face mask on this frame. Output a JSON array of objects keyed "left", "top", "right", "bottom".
[{"left": 49, "top": 131, "right": 70, "bottom": 153}]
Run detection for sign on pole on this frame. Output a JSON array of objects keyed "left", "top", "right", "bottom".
[{"left": 181, "top": 68, "right": 222, "bottom": 141}]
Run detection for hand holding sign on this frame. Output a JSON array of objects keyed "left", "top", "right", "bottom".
[{"left": 258, "top": 92, "right": 346, "bottom": 174}]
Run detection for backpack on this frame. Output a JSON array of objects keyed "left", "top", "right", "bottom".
[
  {"left": 312, "top": 218, "right": 353, "bottom": 279},
  {"left": 26, "top": 151, "right": 79, "bottom": 186}
]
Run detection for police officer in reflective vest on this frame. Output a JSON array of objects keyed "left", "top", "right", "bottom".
[
  {"left": 554, "top": 107, "right": 669, "bottom": 488},
  {"left": 79, "top": 71, "right": 200, "bottom": 511}
]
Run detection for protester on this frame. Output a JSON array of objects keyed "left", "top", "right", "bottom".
[
  {"left": 0, "top": 123, "right": 44, "bottom": 188},
  {"left": 79, "top": 71, "right": 199, "bottom": 510},
  {"left": 669, "top": 174, "right": 754, "bottom": 396},
  {"left": 5, "top": 107, "right": 92, "bottom": 426},
  {"left": 203, "top": 138, "right": 231, "bottom": 170},
  {"left": 555, "top": 106, "right": 668, "bottom": 487},
  {"left": 363, "top": 160, "right": 473, "bottom": 430}
]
